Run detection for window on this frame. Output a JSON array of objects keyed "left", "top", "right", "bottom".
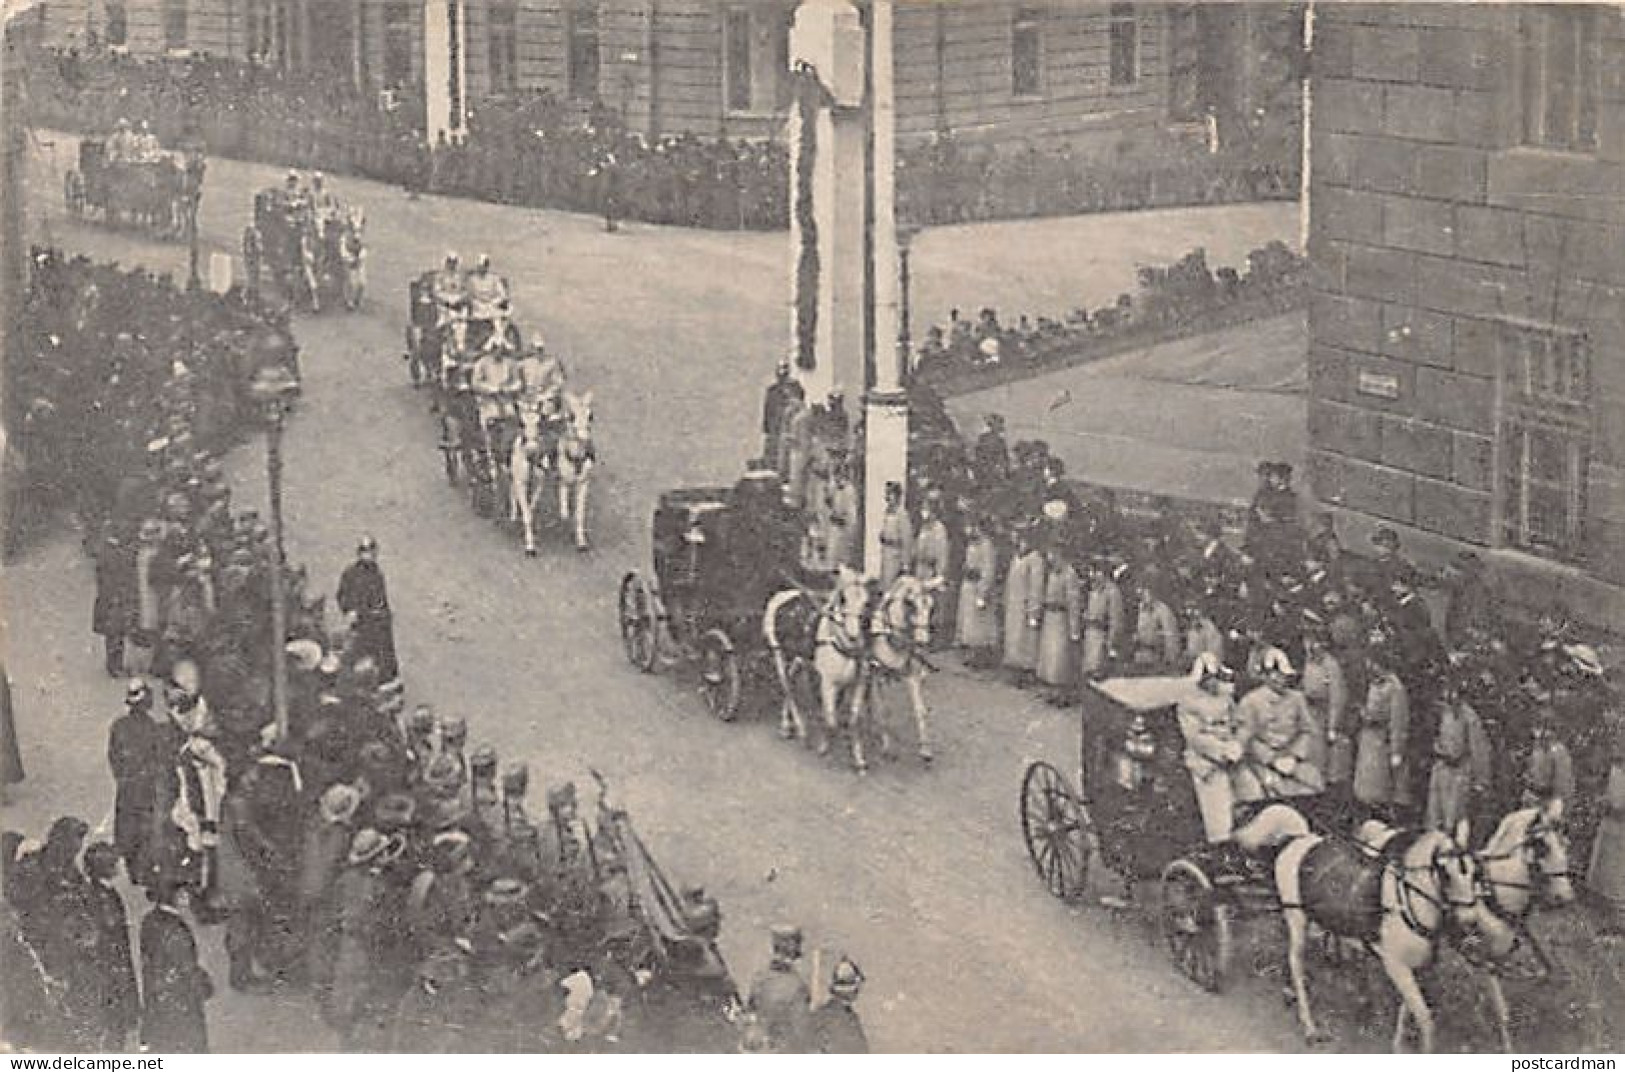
[
  {"left": 1497, "top": 322, "right": 1592, "bottom": 561},
  {"left": 1109, "top": 3, "right": 1139, "bottom": 87},
  {"left": 104, "top": 1, "right": 128, "bottom": 47},
  {"left": 1011, "top": 7, "right": 1044, "bottom": 97},
  {"left": 567, "top": 3, "right": 601, "bottom": 101},
  {"left": 383, "top": 1, "right": 415, "bottom": 89},
  {"left": 162, "top": 0, "right": 188, "bottom": 51},
  {"left": 723, "top": 5, "right": 790, "bottom": 114},
  {"left": 488, "top": 2, "right": 518, "bottom": 94},
  {"left": 1521, "top": 6, "right": 1598, "bottom": 152}
]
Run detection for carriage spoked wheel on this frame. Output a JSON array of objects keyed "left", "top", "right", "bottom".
[
  {"left": 1019, "top": 761, "right": 1091, "bottom": 900},
  {"left": 697, "top": 629, "right": 742, "bottom": 722},
  {"left": 618, "top": 572, "right": 659, "bottom": 673},
  {"left": 1159, "top": 857, "right": 1234, "bottom": 993}
]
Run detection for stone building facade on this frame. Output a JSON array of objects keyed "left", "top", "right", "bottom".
[
  {"left": 38, "top": 0, "right": 1297, "bottom": 153},
  {"left": 1306, "top": 3, "right": 1624, "bottom": 624}
]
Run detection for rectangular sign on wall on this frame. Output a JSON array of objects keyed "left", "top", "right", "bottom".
[{"left": 1356, "top": 370, "right": 1401, "bottom": 400}]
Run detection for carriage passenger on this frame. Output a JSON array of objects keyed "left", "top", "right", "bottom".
[
  {"left": 1177, "top": 654, "right": 1243, "bottom": 842},
  {"left": 515, "top": 343, "right": 566, "bottom": 418},
  {"left": 465, "top": 255, "right": 511, "bottom": 325},
  {"left": 471, "top": 344, "right": 520, "bottom": 432},
  {"left": 1234, "top": 648, "right": 1323, "bottom": 802},
  {"left": 431, "top": 253, "right": 468, "bottom": 315},
  {"left": 107, "top": 118, "right": 137, "bottom": 164}
]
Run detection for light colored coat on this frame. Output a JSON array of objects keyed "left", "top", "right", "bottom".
[
  {"left": 1131, "top": 597, "right": 1181, "bottom": 669},
  {"left": 1354, "top": 672, "right": 1410, "bottom": 807},
  {"left": 1177, "top": 691, "right": 1242, "bottom": 841},
  {"left": 1425, "top": 700, "right": 1490, "bottom": 831},
  {"left": 1236, "top": 686, "right": 1323, "bottom": 799},
  {"left": 956, "top": 535, "right": 999, "bottom": 651},
  {"left": 1080, "top": 581, "right": 1122, "bottom": 676},
  {"left": 1036, "top": 562, "right": 1082, "bottom": 687},
  {"left": 877, "top": 508, "right": 914, "bottom": 589},
  {"left": 826, "top": 480, "right": 860, "bottom": 568},
  {"left": 1002, "top": 550, "right": 1045, "bottom": 671},
  {"left": 1300, "top": 651, "right": 1348, "bottom": 783}
]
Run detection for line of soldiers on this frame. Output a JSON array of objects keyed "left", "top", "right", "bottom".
[{"left": 909, "top": 415, "right": 1624, "bottom": 884}]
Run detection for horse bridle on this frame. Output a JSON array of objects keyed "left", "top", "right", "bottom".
[
  {"left": 1393, "top": 844, "right": 1480, "bottom": 939},
  {"left": 1475, "top": 825, "right": 1570, "bottom": 905}
]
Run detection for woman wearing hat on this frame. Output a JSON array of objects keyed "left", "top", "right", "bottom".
[{"left": 1587, "top": 689, "right": 1625, "bottom": 935}]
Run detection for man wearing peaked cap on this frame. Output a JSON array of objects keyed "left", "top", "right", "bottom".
[
  {"left": 746, "top": 923, "right": 813, "bottom": 1052},
  {"left": 811, "top": 957, "right": 868, "bottom": 1053}
]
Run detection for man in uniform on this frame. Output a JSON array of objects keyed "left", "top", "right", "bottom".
[
  {"left": 465, "top": 254, "right": 511, "bottom": 346},
  {"left": 811, "top": 957, "right": 868, "bottom": 1053},
  {"left": 337, "top": 537, "right": 399, "bottom": 685},
  {"left": 109, "top": 677, "right": 173, "bottom": 887},
  {"left": 1177, "top": 654, "right": 1243, "bottom": 842},
  {"left": 760, "top": 359, "right": 804, "bottom": 470},
  {"left": 107, "top": 118, "right": 136, "bottom": 163},
  {"left": 973, "top": 414, "right": 1010, "bottom": 491},
  {"left": 431, "top": 252, "right": 468, "bottom": 316},
  {"left": 877, "top": 482, "right": 914, "bottom": 588},
  {"left": 471, "top": 337, "right": 521, "bottom": 436},
  {"left": 1235, "top": 648, "right": 1324, "bottom": 801},
  {"left": 139, "top": 879, "right": 213, "bottom": 1053},
  {"left": 516, "top": 341, "right": 567, "bottom": 419},
  {"left": 745, "top": 924, "right": 813, "bottom": 1053}
]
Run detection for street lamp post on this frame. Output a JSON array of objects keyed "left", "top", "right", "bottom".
[{"left": 248, "top": 364, "right": 300, "bottom": 740}]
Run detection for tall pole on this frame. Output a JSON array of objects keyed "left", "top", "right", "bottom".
[
  {"left": 862, "top": 0, "right": 907, "bottom": 578},
  {"left": 1299, "top": 3, "right": 1314, "bottom": 252},
  {"left": 266, "top": 401, "right": 289, "bottom": 740}
]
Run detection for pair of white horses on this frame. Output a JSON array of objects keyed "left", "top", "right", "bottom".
[
  {"left": 1247, "top": 796, "right": 1574, "bottom": 1052},
  {"left": 763, "top": 570, "right": 939, "bottom": 774},
  {"left": 507, "top": 392, "right": 595, "bottom": 555}
]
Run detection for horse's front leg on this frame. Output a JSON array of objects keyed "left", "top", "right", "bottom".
[
  {"left": 815, "top": 672, "right": 838, "bottom": 759},
  {"left": 572, "top": 463, "right": 591, "bottom": 551},
  {"left": 768, "top": 646, "right": 801, "bottom": 741},
  {"left": 1378, "top": 950, "right": 1433, "bottom": 1053},
  {"left": 1484, "top": 971, "right": 1514, "bottom": 1053},
  {"left": 1284, "top": 908, "right": 1327, "bottom": 1044},
  {"left": 849, "top": 666, "right": 871, "bottom": 774},
  {"left": 906, "top": 665, "right": 933, "bottom": 764}
]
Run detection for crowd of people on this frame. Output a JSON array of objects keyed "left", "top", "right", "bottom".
[
  {"left": 30, "top": 46, "right": 1295, "bottom": 235},
  {"left": 913, "top": 241, "right": 1307, "bottom": 385},
  {"left": 760, "top": 374, "right": 1625, "bottom": 927}
]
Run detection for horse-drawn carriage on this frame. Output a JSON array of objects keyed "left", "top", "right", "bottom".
[
  {"left": 618, "top": 473, "right": 807, "bottom": 721},
  {"left": 405, "top": 270, "right": 595, "bottom": 552},
  {"left": 245, "top": 186, "right": 365, "bottom": 313},
  {"left": 1018, "top": 673, "right": 1575, "bottom": 1051},
  {"left": 64, "top": 138, "right": 203, "bottom": 239}
]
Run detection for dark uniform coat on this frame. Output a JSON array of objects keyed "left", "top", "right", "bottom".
[
  {"left": 108, "top": 711, "right": 176, "bottom": 884},
  {"left": 745, "top": 963, "right": 813, "bottom": 1053},
  {"left": 79, "top": 880, "right": 141, "bottom": 1049},
  {"left": 337, "top": 559, "right": 398, "bottom": 681},
  {"left": 810, "top": 999, "right": 868, "bottom": 1053},
  {"left": 139, "top": 905, "right": 211, "bottom": 1053}
]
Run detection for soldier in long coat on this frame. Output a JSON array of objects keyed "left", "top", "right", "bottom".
[
  {"left": 745, "top": 925, "right": 813, "bottom": 1053},
  {"left": 955, "top": 516, "right": 999, "bottom": 664},
  {"left": 139, "top": 883, "right": 212, "bottom": 1053},
  {"left": 877, "top": 483, "right": 914, "bottom": 589},
  {"left": 810, "top": 958, "right": 868, "bottom": 1053},
  {"left": 1355, "top": 647, "right": 1411, "bottom": 817},
  {"left": 1080, "top": 562, "right": 1123, "bottom": 680},
  {"left": 760, "top": 360, "right": 804, "bottom": 469},
  {"left": 781, "top": 397, "right": 812, "bottom": 509},
  {"left": 337, "top": 537, "right": 398, "bottom": 684},
  {"left": 1586, "top": 702, "right": 1625, "bottom": 927},
  {"left": 1002, "top": 531, "right": 1045, "bottom": 679},
  {"left": 912, "top": 498, "right": 951, "bottom": 643},
  {"left": 1035, "top": 548, "right": 1082, "bottom": 694},
  {"left": 107, "top": 679, "right": 174, "bottom": 888},
  {"left": 825, "top": 461, "right": 860, "bottom": 570},
  {"left": 1130, "top": 581, "right": 1181, "bottom": 670},
  {"left": 1300, "top": 629, "right": 1350, "bottom": 793},
  {"left": 1425, "top": 682, "right": 1491, "bottom": 832}
]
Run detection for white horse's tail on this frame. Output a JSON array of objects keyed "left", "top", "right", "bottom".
[{"left": 762, "top": 589, "right": 803, "bottom": 654}]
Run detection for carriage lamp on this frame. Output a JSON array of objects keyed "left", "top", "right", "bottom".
[{"left": 1115, "top": 713, "right": 1157, "bottom": 792}]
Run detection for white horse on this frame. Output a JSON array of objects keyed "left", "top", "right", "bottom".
[
  {"left": 1275, "top": 822, "right": 1514, "bottom": 1052},
  {"left": 339, "top": 207, "right": 366, "bottom": 311},
  {"left": 763, "top": 571, "right": 870, "bottom": 768},
  {"left": 1466, "top": 801, "right": 1575, "bottom": 1051},
  {"left": 862, "top": 572, "right": 939, "bottom": 769},
  {"left": 509, "top": 405, "right": 553, "bottom": 556},
  {"left": 555, "top": 390, "right": 595, "bottom": 552}
]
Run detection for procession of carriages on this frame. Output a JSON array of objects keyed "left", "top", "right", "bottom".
[{"left": 63, "top": 136, "right": 205, "bottom": 241}]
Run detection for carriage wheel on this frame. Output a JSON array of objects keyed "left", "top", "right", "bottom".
[
  {"left": 1019, "top": 761, "right": 1091, "bottom": 900},
  {"left": 698, "top": 629, "right": 742, "bottom": 722},
  {"left": 618, "top": 573, "right": 659, "bottom": 673},
  {"left": 1160, "top": 858, "right": 1234, "bottom": 993}
]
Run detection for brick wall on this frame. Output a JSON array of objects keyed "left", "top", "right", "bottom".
[{"left": 1307, "top": 3, "right": 1625, "bottom": 612}]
